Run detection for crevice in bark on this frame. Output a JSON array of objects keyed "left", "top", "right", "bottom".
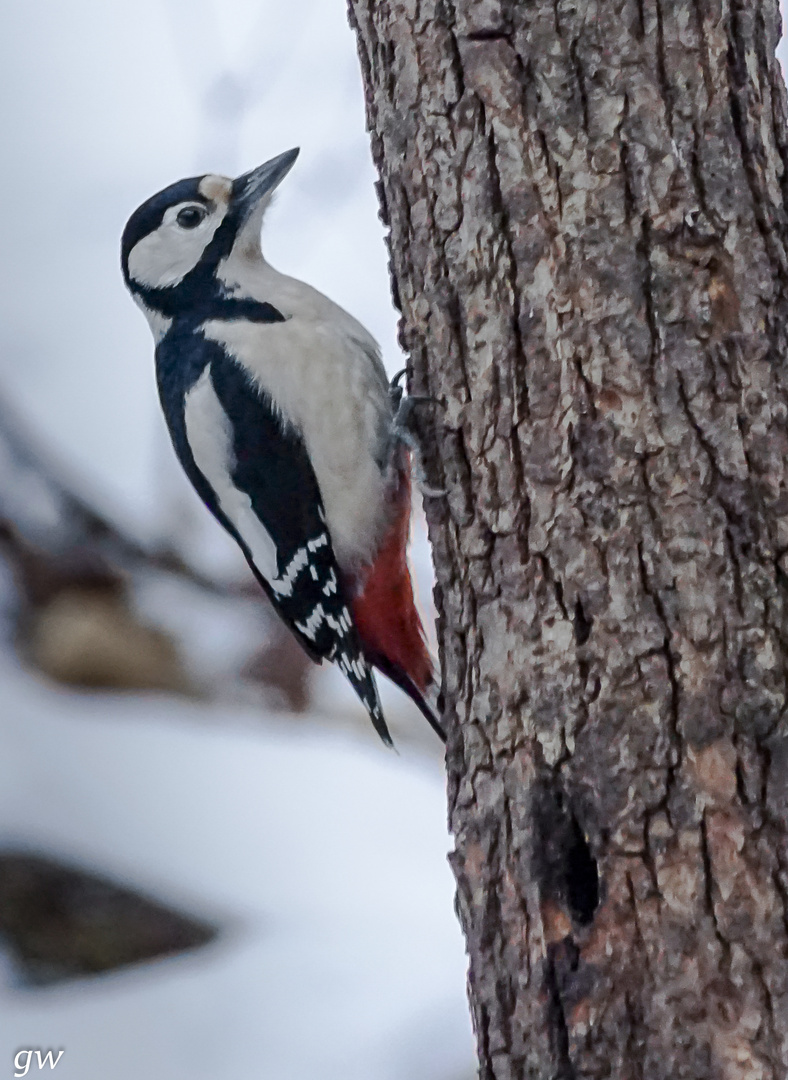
[
  {"left": 774, "top": 842, "right": 788, "bottom": 939},
  {"left": 634, "top": 0, "right": 646, "bottom": 40},
  {"left": 727, "top": 0, "right": 788, "bottom": 275},
  {"left": 620, "top": 95, "right": 636, "bottom": 225},
  {"left": 636, "top": 540, "right": 681, "bottom": 812},
  {"left": 627, "top": 863, "right": 656, "bottom": 958},
  {"left": 543, "top": 941, "right": 577, "bottom": 1080},
  {"left": 637, "top": 215, "right": 660, "bottom": 367},
  {"left": 689, "top": 121, "right": 720, "bottom": 231},
  {"left": 640, "top": 812, "right": 661, "bottom": 893},
  {"left": 757, "top": 736, "right": 771, "bottom": 809},
  {"left": 734, "top": 748, "right": 750, "bottom": 806},
  {"left": 653, "top": 0, "right": 675, "bottom": 137},
  {"left": 752, "top": 959, "right": 779, "bottom": 1062},
  {"left": 538, "top": 553, "right": 569, "bottom": 620},
  {"left": 572, "top": 356, "right": 598, "bottom": 421},
  {"left": 484, "top": 123, "right": 532, "bottom": 423},
  {"left": 573, "top": 597, "right": 592, "bottom": 646},
  {"left": 676, "top": 372, "right": 723, "bottom": 477},
  {"left": 569, "top": 37, "right": 589, "bottom": 134},
  {"left": 688, "top": 0, "right": 715, "bottom": 106},
  {"left": 474, "top": 996, "right": 494, "bottom": 1080},
  {"left": 699, "top": 815, "right": 732, "bottom": 971},
  {"left": 624, "top": 990, "right": 647, "bottom": 1080},
  {"left": 724, "top": 524, "right": 746, "bottom": 618},
  {"left": 463, "top": 29, "right": 510, "bottom": 43}
]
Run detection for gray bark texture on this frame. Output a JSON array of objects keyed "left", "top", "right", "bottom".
[{"left": 348, "top": 0, "right": 788, "bottom": 1077}]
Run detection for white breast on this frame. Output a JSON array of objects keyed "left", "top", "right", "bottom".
[{"left": 202, "top": 258, "right": 395, "bottom": 576}]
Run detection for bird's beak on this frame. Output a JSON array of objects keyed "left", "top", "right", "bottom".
[{"left": 232, "top": 148, "right": 299, "bottom": 223}]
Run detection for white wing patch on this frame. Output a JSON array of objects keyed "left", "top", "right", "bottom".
[
  {"left": 272, "top": 546, "right": 311, "bottom": 598},
  {"left": 336, "top": 650, "right": 368, "bottom": 682},
  {"left": 184, "top": 367, "right": 279, "bottom": 582},
  {"left": 322, "top": 569, "right": 338, "bottom": 596},
  {"left": 295, "top": 602, "right": 354, "bottom": 644},
  {"left": 183, "top": 366, "right": 332, "bottom": 601}
]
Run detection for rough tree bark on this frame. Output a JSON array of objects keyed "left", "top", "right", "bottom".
[{"left": 349, "top": 0, "right": 788, "bottom": 1076}]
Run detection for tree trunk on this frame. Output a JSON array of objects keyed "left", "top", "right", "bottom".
[{"left": 348, "top": 0, "right": 788, "bottom": 1076}]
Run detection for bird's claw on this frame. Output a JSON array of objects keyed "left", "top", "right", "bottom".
[
  {"left": 398, "top": 426, "right": 447, "bottom": 497},
  {"left": 389, "top": 385, "right": 446, "bottom": 498},
  {"left": 417, "top": 481, "right": 448, "bottom": 499},
  {"left": 389, "top": 370, "right": 438, "bottom": 411}
]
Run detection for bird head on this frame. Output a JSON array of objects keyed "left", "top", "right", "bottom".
[{"left": 121, "top": 148, "right": 299, "bottom": 319}]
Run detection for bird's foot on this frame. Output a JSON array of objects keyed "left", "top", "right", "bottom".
[{"left": 389, "top": 371, "right": 446, "bottom": 498}]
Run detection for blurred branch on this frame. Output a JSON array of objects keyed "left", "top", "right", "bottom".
[
  {"left": 0, "top": 850, "right": 218, "bottom": 985},
  {"left": 0, "top": 391, "right": 312, "bottom": 706},
  {"left": 0, "top": 390, "right": 250, "bottom": 598}
]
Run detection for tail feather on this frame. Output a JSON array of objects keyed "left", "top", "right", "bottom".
[
  {"left": 333, "top": 646, "right": 393, "bottom": 748},
  {"left": 351, "top": 467, "right": 445, "bottom": 742},
  {"left": 364, "top": 648, "right": 446, "bottom": 742}
]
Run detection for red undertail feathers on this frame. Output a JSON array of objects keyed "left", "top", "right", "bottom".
[{"left": 350, "top": 470, "right": 445, "bottom": 741}]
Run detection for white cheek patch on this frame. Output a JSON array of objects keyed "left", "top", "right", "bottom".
[
  {"left": 184, "top": 366, "right": 279, "bottom": 582},
  {"left": 127, "top": 202, "right": 226, "bottom": 289}
]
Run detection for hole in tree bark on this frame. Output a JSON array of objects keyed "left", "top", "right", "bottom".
[
  {"left": 565, "top": 814, "right": 599, "bottom": 926},
  {"left": 532, "top": 782, "right": 600, "bottom": 927}
]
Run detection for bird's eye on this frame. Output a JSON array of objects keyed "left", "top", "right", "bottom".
[{"left": 176, "top": 206, "right": 206, "bottom": 229}]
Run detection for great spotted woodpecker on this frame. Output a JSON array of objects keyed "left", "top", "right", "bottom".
[{"left": 121, "top": 148, "right": 443, "bottom": 745}]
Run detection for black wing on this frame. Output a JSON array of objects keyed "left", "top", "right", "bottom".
[{"left": 157, "top": 333, "right": 391, "bottom": 745}]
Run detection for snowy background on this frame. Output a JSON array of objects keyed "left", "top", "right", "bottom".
[{"left": 0, "top": 1, "right": 475, "bottom": 1078}]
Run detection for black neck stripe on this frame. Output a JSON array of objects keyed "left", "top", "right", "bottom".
[{"left": 136, "top": 287, "right": 286, "bottom": 328}]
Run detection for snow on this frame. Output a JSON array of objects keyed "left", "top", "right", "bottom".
[{"left": 0, "top": 654, "right": 474, "bottom": 1079}]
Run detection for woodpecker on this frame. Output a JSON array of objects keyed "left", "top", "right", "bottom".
[{"left": 121, "top": 148, "right": 443, "bottom": 745}]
